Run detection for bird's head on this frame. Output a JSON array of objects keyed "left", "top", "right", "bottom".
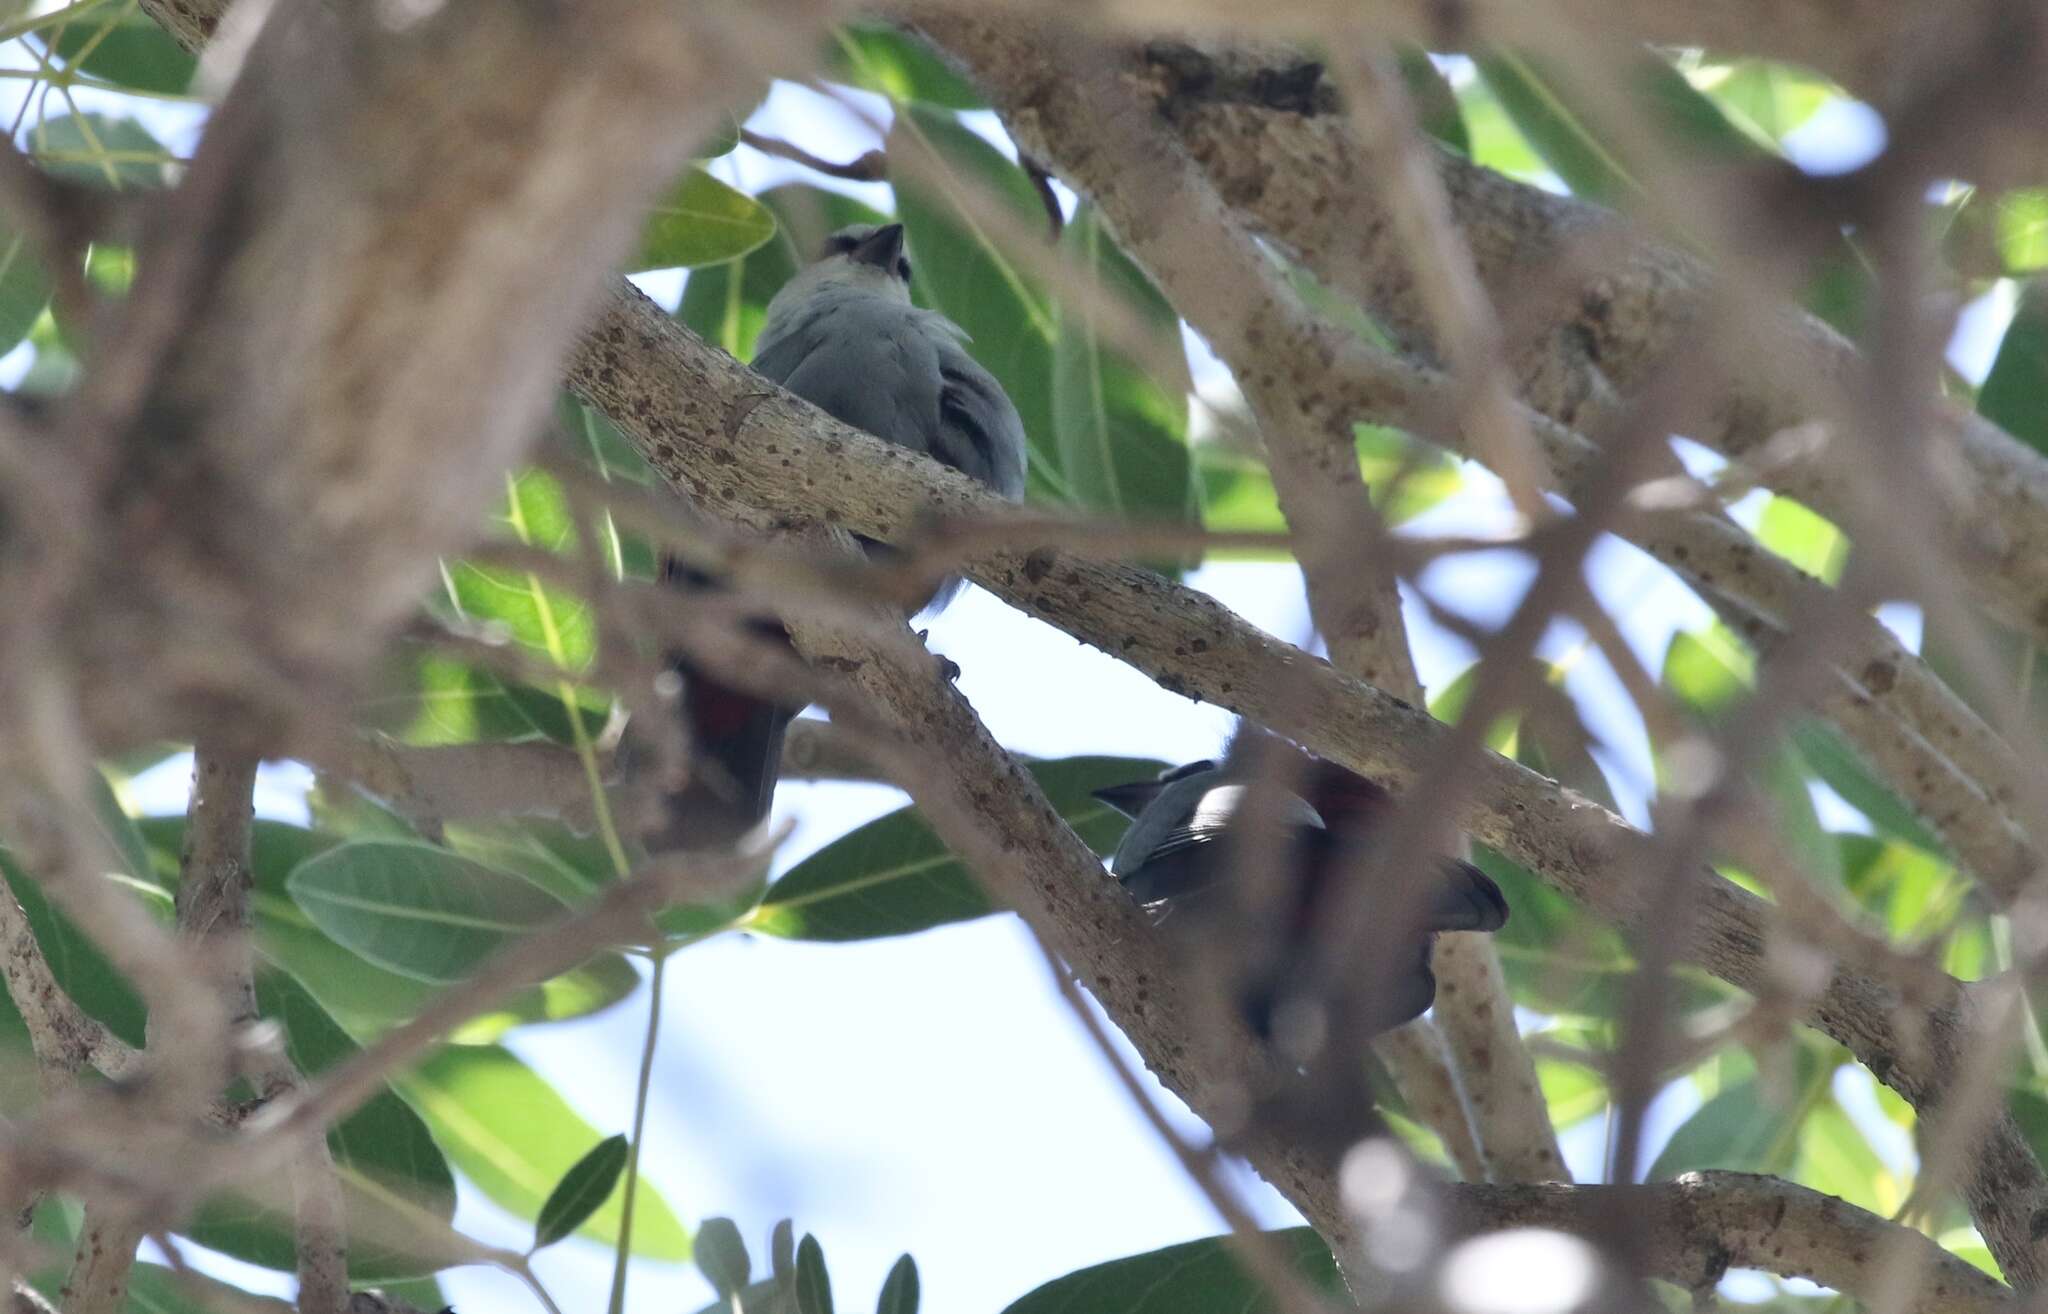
[
  {"left": 1092, "top": 759, "right": 1221, "bottom": 821},
  {"left": 780, "top": 222, "right": 915, "bottom": 305}
]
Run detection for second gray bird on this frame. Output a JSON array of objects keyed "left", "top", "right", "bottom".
[
  {"left": 1096, "top": 752, "right": 1509, "bottom": 1041},
  {"left": 654, "top": 222, "right": 1028, "bottom": 849}
]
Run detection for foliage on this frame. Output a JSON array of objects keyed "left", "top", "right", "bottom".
[{"left": 1, "top": 8, "right": 2041, "bottom": 1314}]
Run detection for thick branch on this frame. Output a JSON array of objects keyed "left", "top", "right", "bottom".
[
  {"left": 70, "top": 0, "right": 800, "bottom": 756},
  {"left": 563, "top": 280, "right": 2048, "bottom": 1283},
  {"left": 919, "top": 19, "right": 2042, "bottom": 921},
  {"left": 1143, "top": 43, "right": 2048, "bottom": 657},
  {"left": 920, "top": 11, "right": 1563, "bottom": 1189},
  {"left": 1445, "top": 1171, "right": 2014, "bottom": 1314},
  {"left": 0, "top": 873, "right": 139, "bottom": 1086},
  {"left": 782, "top": 606, "right": 1360, "bottom": 1247}
]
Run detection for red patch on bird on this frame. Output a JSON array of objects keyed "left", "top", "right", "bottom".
[{"left": 691, "top": 681, "right": 765, "bottom": 738}]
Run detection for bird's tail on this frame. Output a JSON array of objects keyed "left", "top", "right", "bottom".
[
  {"left": 643, "top": 559, "right": 803, "bottom": 851},
  {"left": 643, "top": 667, "right": 796, "bottom": 851}
]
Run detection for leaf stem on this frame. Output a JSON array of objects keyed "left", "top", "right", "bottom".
[
  {"left": 606, "top": 949, "right": 668, "bottom": 1314},
  {"left": 0, "top": 0, "right": 119, "bottom": 46},
  {"left": 509, "top": 1256, "right": 567, "bottom": 1314}
]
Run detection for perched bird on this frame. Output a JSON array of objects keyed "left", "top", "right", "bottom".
[
  {"left": 752, "top": 222, "right": 1027, "bottom": 513},
  {"left": 652, "top": 223, "right": 1028, "bottom": 849},
  {"left": 1094, "top": 750, "right": 1508, "bottom": 1042}
]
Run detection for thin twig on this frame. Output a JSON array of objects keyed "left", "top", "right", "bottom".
[{"left": 739, "top": 127, "right": 886, "bottom": 181}]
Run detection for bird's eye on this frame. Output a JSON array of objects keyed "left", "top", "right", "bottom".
[
  {"left": 896, "top": 256, "right": 912, "bottom": 281},
  {"left": 826, "top": 233, "right": 859, "bottom": 256}
]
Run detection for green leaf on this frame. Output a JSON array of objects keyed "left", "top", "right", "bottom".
[
  {"left": 188, "top": 971, "right": 460, "bottom": 1280},
  {"left": 1795, "top": 1098, "right": 1897, "bottom": 1214},
  {"left": 1803, "top": 239, "right": 1875, "bottom": 338},
  {"left": 826, "top": 23, "right": 986, "bottom": 109},
  {"left": 677, "top": 185, "right": 888, "bottom": 359},
  {"left": 1536, "top": 1055, "right": 1608, "bottom": 1129},
  {"left": 1753, "top": 495, "right": 1848, "bottom": 584},
  {"left": 771, "top": 1218, "right": 796, "bottom": 1279},
  {"left": 688, "top": 1276, "right": 794, "bottom": 1314},
  {"left": 1648, "top": 1054, "right": 1825, "bottom": 1180},
  {"left": 1425, "top": 659, "right": 1527, "bottom": 753},
  {"left": 1456, "top": 73, "right": 1556, "bottom": 184},
  {"left": 1477, "top": 53, "right": 1755, "bottom": 203},
  {"left": 1476, "top": 53, "right": 1639, "bottom": 201},
  {"left": 1839, "top": 830, "right": 1986, "bottom": 976},
  {"left": 0, "top": 847, "right": 149, "bottom": 1046},
  {"left": 90, "top": 765, "right": 153, "bottom": 885},
  {"left": 751, "top": 755, "right": 1162, "bottom": 940},
  {"left": 400, "top": 1044, "right": 690, "bottom": 1259},
  {"left": 1661, "top": 627, "right": 1753, "bottom": 715},
  {"left": 1661, "top": 627, "right": 1840, "bottom": 885},
  {"left": 125, "top": 1263, "right": 293, "bottom": 1314},
  {"left": 140, "top": 815, "right": 430, "bottom": 1037},
  {"left": 0, "top": 222, "right": 52, "bottom": 359},
  {"left": 286, "top": 840, "right": 567, "bottom": 984},
  {"left": 1982, "top": 279, "right": 2048, "bottom": 455},
  {"left": 1758, "top": 741, "right": 1842, "bottom": 889},
  {"left": 795, "top": 1234, "right": 834, "bottom": 1314},
  {"left": 557, "top": 391, "right": 662, "bottom": 489},
  {"left": 43, "top": 5, "right": 196, "bottom": 95},
  {"left": 635, "top": 168, "right": 778, "bottom": 272},
  {"left": 51, "top": 242, "right": 138, "bottom": 351},
  {"left": 2009, "top": 1088, "right": 2048, "bottom": 1169},
  {"left": 1198, "top": 425, "right": 1463, "bottom": 554},
  {"left": 1791, "top": 722, "right": 1946, "bottom": 856},
  {"left": 888, "top": 104, "right": 1060, "bottom": 498},
  {"left": 1396, "top": 48, "right": 1468, "bottom": 155},
  {"left": 1997, "top": 192, "right": 2048, "bottom": 273},
  {"left": 695, "top": 114, "right": 744, "bottom": 160},
  {"left": 30, "top": 112, "right": 174, "bottom": 188},
  {"left": 533, "top": 1133, "right": 629, "bottom": 1250},
  {"left": 444, "top": 469, "right": 597, "bottom": 672},
  {"left": 1698, "top": 60, "right": 1833, "bottom": 144},
  {"left": 877, "top": 1254, "right": 919, "bottom": 1314},
  {"left": 367, "top": 651, "right": 548, "bottom": 746},
  {"left": 1001, "top": 1230, "right": 1341, "bottom": 1314},
  {"left": 695, "top": 1217, "right": 752, "bottom": 1296},
  {"left": 1477, "top": 845, "right": 1670, "bottom": 1017},
  {"left": 377, "top": 1279, "right": 454, "bottom": 1314},
  {"left": 1052, "top": 203, "right": 1198, "bottom": 557}
]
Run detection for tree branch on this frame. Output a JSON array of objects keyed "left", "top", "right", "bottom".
[
  {"left": 176, "top": 744, "right": 349, "bottom": 1314},
  {"left": 62, "top": 0, "right": 809, "bottom": 756},
  {"left": 1143, "top": 40, "right": 2048, "bottom": 657},
  {"left": 564, "top": 277, "right": 2048, "bottom": 1282},
  {"left": 0, "top": 870, "right": 140, "bottom": 1087},
  {"left": 1445, "top": 1171, "right": 2014, "bottom": 1314},
  {"left": 919, "top": 19, "right": 2043, "bottom": 924},
  {"left": 928, "top": 12, "right": 1567, "bottom": 1190}
]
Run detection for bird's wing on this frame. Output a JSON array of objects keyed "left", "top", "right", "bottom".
[
  {"left": 1116, "top": 841, "right": 1218, "bottom": 914},
  {"left": 750, "top": 298, "right": 949, "bottom": 459},
  {"left": 1423, "top": 857, "right": 1510, "bottom": 933},
  {"left": 747, "top": 316, "right": 823, "bottom": 388},
  {"left": 931, "top": 333, "right": 1028, "bottom": 501}
]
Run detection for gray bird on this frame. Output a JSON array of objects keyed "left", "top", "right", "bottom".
[
  {"left": 652, "top": 222, "right": 1028, "bottom": 849},
  {"left": 753, "top": 222, "right": 1028, "bottom": 507},
  {"left": 1095, "top": 753, "right": 1509, "bottom": 1040}
]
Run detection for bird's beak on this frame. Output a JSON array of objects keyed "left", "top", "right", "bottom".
[
  {"left": 849, "top": 222, "right": 906, "bottom": 271},
  {"left": 1092, "top": 780, "right": 1166, "bottom": 819}
]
